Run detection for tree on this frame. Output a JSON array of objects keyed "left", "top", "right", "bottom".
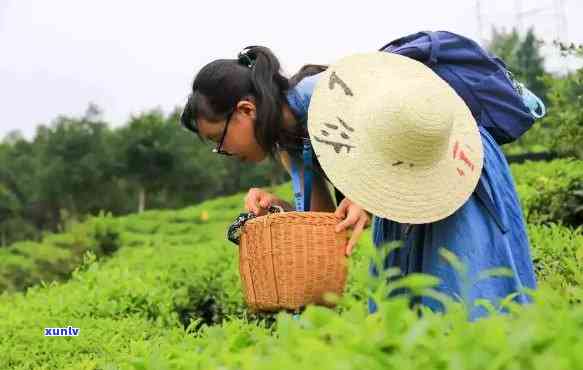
[
  {"left": 0, "top": 138, "right": 43, "bottom": 245},
  {"left": 157, "top": 108, "right": 226, "bottom": 207},
  {"left": 116, "top": 110, "right": 179, "bottom": 212},
  {"left": 33, "top": 104, "right": 116, "bottom": 221},
  {"left": 516, "top": 29, "right": 547, "bottom": 99},
  {"left": 541, "top": 52, "right": 583, "bottom": 158}
]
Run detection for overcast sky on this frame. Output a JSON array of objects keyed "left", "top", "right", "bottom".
[{"left": 1, "top": 0, "right": 581, "bottom": 140}]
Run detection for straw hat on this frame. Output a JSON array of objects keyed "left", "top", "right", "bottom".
[{"left": 307, "top": 52, "right": 484, "bottom": 224}]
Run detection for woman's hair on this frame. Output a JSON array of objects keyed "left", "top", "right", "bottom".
[{"left": 180, "top": 46, "right": 327, "bottom": 157}]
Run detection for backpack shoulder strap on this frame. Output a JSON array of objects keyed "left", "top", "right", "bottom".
[{"left": 289, "top": 139, "right": 313, "bottom": 212}]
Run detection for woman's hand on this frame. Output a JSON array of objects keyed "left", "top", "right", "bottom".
[
  {"left": 244, "top": 188, "right": 293, "bottom": 216},
  {"left": 334, "top": 198, "right": 371, "bottom": 256}
]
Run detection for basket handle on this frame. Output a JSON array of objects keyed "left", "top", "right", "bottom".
[
  {"left": 268, "top": 205, "right": 284, "bottom": 214},
  {"left": 227, "top": 205, "right": 285, "bottom": 245}
]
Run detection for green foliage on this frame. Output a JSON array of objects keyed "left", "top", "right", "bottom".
[
  {"left": 87, "top": 212, "right": 121, "bottom": 255},
  {"left": 34, "top": 108, "right": 117, "bottom": 216},
  {"left": 2, "top": 159, "right": 582, "bottom": 297},
  {"left": 0, "top": 169, "right": 582, "bottom": 369},
  {"left": 0, "top": 217, "right": 37, "bottom": 247},
  {"left": 0, "top": 212, "right": 122, "bottom": 292},
  {"left": 507, "top": 67, "right": 583, "bottom": 158},
  {"left": 539, "top": 68, "right": 583, "bottom": 158},
  {"left": 115, "top": 110, "right": 177, "bottom": 212},
  {"left": 123, "top": 284, "right": 583, "bottom": 370},
  {"left": 0, "top": 104, "right": 289, "bottom": 246},
  {"left": 511, "top": 159, "right": 583, "bottom": 226},
  {"left": 527, "top": 223, "right": 583, "bottom": 301},
  {"left": 0, "top": 241, "right": 74, "bottom": 292}
]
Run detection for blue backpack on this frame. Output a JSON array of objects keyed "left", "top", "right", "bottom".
[
  {"left": 379, "top": 31, "right": 546, "bottom": 145},
  {"left": 292, "top": 31, "right": 546, "bottom": 213}
]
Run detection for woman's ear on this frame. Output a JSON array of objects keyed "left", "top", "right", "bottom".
[{"left": 236, "top": 99, "right": 256, "bottom": 121}]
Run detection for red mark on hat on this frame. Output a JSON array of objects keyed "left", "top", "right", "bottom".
[
  {"left": 457, "top": 168, "right": 465, "bottom": 176},
  {"left": 453, "top": 140, "right": 475, "bottom": 172},
  {"left": 458, "top": 150, "right": 475, "bottom": 171}
]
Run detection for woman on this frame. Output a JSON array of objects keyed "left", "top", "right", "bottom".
[{"left": 180, "top": 33, "right": 539, "bottom": 320}]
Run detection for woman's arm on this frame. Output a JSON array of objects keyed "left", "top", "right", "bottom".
[{"left": 310, "top": 172, "right": 337, "bottom": 212}]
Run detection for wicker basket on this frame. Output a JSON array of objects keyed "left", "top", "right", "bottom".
[{"left": 239, "top": 211, "right": 348, "bottom": 312}]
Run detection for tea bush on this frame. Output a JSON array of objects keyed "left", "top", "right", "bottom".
[
  {"left": 0, "top": 159, "right": 582, "bottom": 369},
  {"left": 511, "top": 159, "right": 583, "bottom": 226},
  {"left": 3, "top": 159, "right": 580, "bottom": 295},
  {"left": 0, "top": 213, "right": 122, "bottom": 293},
  {"left": 0, "top": 224, "right": 581, "bottom": 369}
]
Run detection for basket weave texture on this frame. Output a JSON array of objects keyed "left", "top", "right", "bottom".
[{"left": 239, "top": 211, "right": 348, "bottom": 312}]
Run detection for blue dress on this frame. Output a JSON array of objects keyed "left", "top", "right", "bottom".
[{"left": 286, "top": 72, "right": 537, "bottom": 321}]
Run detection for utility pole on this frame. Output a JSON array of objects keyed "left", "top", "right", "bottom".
[
  {"left": 475, "top": 0, "right": 570, "bottom": 73},
  {"left": 515, "top": 0, "right": 524, "bottom": 34},
  {"left": 476, "top": 0, "right": 485, "bottom": 45}
]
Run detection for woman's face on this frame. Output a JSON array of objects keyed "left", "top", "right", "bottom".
[{"left": 196, "top": 100, "right": 268, "bottom": 163}]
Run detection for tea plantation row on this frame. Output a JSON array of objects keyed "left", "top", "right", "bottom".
[{"left": 0, "top": 159, "right": 581, "bottom": 369}]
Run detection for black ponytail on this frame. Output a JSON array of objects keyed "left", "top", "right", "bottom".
[{"left": 243, "top": 46, "right": 290, "bottom": 157}]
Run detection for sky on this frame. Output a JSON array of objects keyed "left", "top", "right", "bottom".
[{"left": 1, "top": 0, "right": 581, "bottom": 140}]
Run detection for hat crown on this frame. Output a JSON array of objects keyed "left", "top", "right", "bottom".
[{"left": 362, "top": 87, "right": 454, "bottom": 168}]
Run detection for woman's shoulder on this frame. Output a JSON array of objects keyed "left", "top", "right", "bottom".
[
  {"left": 294, "top": 73, "right": 323, "bottom": 96},
  {"left": 286, "top": 72, "right": 324, "bottom": 119}
]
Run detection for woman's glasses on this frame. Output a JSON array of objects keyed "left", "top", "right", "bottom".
[
  {"left": 180, "top": 103, "right": 235, "bottom": 156},
  {"left": 212, "top": 110, "right": 234, "bottom": 156}
]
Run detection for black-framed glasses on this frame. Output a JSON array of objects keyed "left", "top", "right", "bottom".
[{"left": 213, "top": 110, "right": 234, "bottom": 156}]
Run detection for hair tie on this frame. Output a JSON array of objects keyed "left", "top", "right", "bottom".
[{"left": 237, "top": 46, "right": 259, "bottom": 69}]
